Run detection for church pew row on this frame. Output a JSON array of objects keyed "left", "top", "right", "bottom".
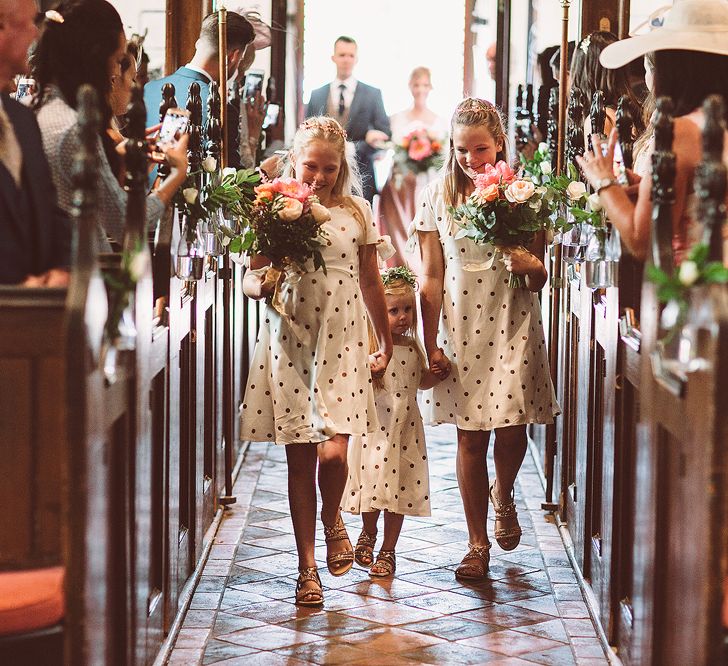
[{"left": 0, "top": 79, "right": 255, "bottom": 665}]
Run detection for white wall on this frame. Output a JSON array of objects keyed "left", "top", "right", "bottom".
[{"left": 108, "top": 0, "right": 166, "bottom": 79}]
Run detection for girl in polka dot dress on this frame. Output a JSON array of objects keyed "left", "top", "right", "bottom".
[
  {"left": 413, "top": 98, "right": 559, "bottom": 580},
  {"left": 343, "top": 267, "right": 440, "bottom": 577},
  {"left": 240, "top": 117, "right": 392, "bottom": 607}
]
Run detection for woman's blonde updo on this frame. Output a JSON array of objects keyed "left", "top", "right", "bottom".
[{"left": 444, "top": 98, "right": 509, "bottom": 207}]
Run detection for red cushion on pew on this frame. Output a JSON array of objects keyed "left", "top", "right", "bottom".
[{"left": 0, "top": 567, "right": 64, "bottom": 635}]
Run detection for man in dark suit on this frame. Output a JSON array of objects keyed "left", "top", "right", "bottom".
[
  {"left": 306, "top": 36, "right": 390, "bottom": 203},
  {"left": 0, "top": 0, "right": 70, "bottom": 286},
  {"left": 144, "top": 11, "right": 255, "bottom": 168}
]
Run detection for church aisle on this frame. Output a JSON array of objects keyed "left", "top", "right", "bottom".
[{"left": 167, "top": 426, "right": 610, "bottom": 665}]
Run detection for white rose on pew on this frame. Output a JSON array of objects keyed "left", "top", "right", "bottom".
[
  {"left": 587, "top": 193, "right": 602, "bottom": 212},
  {"left": 678, "top": 260, "right": 699, "bottom": 287},
  {"left": 221, "top": 235, "right": 231, "bottom": 247},
  {"left": 278, "top": 197, "right": 304, "bottom": 221},
  {"left": 310, "top": 202, "right": 331, "bottom": 223},
  {"left": 504, "top": 179, "right": 536, "bottom": 204},
  {"left": 566, "top": 181, "right": 587, "bottom": 201},
  {"left": 183, "top": 187, "right": 199, "bottom": 205},
  {"left": 538, "top": 142, "right": 549, "bottom": 155},
  {"left": 222, "top": 167, "right": 237, "bottom": 178},
  {"left": 540, "top": 161, "right": 552, "bottom": 176},
  {"left": 129, "top": 252, "right": 149, "bottom": 282},
  {"left": 202, "top": 156, "right": 217, "bottom": 173}
]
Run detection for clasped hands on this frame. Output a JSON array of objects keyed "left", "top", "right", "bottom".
[
  {"left": 368, "top": 348, "right": 391, "bottom": 378},
  {"left": 428, "top": 347, "right": 452, "bottom": 380}
]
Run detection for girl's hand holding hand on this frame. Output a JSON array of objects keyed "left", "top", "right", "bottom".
[
  {"left": 369, "top": 349, "right": 391, "bottom": 379},
  {"left": 428, "top": 348, "right": 451, "bottom": 380}
]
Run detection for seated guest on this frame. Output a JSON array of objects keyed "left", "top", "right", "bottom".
[
  {"left": 33, "top": 0, "right": 188, "bottom": 252},
  {"left": 144, "top": 11, "right": 254, "bottom": 168},
  {"left": 0, "top": 0, "right": 70, "bottom": 286}
]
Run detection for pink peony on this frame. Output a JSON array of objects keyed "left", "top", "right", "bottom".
[
  {"left": 408, "top": 137, "right": 434, "bottom": 161},
  {"left": 474, "top": 160, "right": 515, "bottom": 189},
  {"left": 255, "top": 177, "right": 312, "bottom": 203}
]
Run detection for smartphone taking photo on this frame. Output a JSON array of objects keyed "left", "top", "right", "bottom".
[
  {"left": 158, "top": 107, "right": 190, "bottom": 148},
  {"left": 243, "top": 70, "right": 264, "bottom": 101},
  {"left": 15, "top": 78, "right": 35, "bottom": 102}
]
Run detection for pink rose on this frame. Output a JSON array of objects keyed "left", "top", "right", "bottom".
[{"left": 256, "top": 177, "right": 312, "bottom": 203}]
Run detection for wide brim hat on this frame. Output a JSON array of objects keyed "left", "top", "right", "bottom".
[{"left": 600, "top": 0, "right": 728, "bottom": 69}]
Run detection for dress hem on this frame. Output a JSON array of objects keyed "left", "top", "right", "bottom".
[{"left": 424, "top": 411, "right": 560, "bottom": 431}]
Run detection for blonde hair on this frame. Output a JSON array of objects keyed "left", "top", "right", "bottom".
[
  {"left": 283, "top": 116, "right": 367, "bottom": 229},
  {"left": 368, "top": 276, "right": 428, "bottom": 390},
  {"left": 444, "top": 98, "right": 509, "bottom": 208},
  {"left": 409, "top": 66, "right": 432, "bottom": 86}
]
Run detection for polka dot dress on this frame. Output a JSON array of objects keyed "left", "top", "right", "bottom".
[
  {"left": 240, "top": 197, "right": 380, "bottom": 445},
  {"left": 412, "top": 180, "right": 560, "bottom": 431},
  {"left": 344, "top": 342, "right": 431, "bottom": 517}
]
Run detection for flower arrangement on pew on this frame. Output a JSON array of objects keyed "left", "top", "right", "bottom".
[
  {"left": 230, "top": 176, "right": 331, "bottom": 293},
  {"left": 451, "top": 160, "right": 550, "bottom": 288},
  {"left": 647, "top": 243, "right": 728, "bottom": 343},
  {"left": 394, "top": 128, "right": 444, "bottom": 175}
]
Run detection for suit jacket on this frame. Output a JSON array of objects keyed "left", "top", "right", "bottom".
[
  {"left": 0, "top": 95, "right": 70, "bottom": 284},
  {"left": 306, "top": 81, "right": 390, "bottom": 203},
  {"left": 144, "top": 67, "right": 241, "bottom": 168}
]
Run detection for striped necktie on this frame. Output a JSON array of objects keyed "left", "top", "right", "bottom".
[{"left": 338, "top": 83, "right": 346, "bottom": 118}]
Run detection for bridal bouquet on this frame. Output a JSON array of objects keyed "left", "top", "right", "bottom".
[
  {"left": 451, "top": 160, "right": 550, "bottom": 288},
  {"left": 394, "top": 128, "right": 444, "bottom": 175},
  {"left": 230, "top": 177, "right": 330, "bottom": 292}
]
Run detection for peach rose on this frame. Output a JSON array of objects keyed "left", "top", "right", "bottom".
[
  {"left": 474, "top": 183, "right": 500, "bottom": 204},
  {"left": 278, "top": 197, "right": 304, "bottom": 221},
  {"left": 504, "top": 179, "right": 536, "bottom": 204}
]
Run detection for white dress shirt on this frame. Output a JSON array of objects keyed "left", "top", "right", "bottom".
[
  {"left": 329, "top": 77, "right": 357, "bottom": 111},
  {"left": 184, "top": 63, "right": 214, "bottom": 83}
]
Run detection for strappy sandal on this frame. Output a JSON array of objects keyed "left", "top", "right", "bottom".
[
  {"left": 489, "top": 482, "right": 522, "bottom": 551},
  {"left": 295, "top": 567, "right": 323, "bottom": 607},
  {"left": 355, "top": 530, "right": 377, "bottom": 568},
  {"left": 369, "top": 549, "right": 396, "bottom": 578},
  {"left": 322, "top": 513, "right": 355, "bottom": 576},
  {"left": 455, "top": 542, "right": 491, "bottom": 580}
]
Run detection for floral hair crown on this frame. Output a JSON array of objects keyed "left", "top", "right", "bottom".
[
  {"left": 381, "top": 266, "right": 418, "bottom": 290},
  {"left": 459, "top": 97, "right": 496, "bottom": 114},
  {"left": 300, "top": 118, "right": 348, "bottom": 141},
  {"left": 579, "top": 34, "right": 592, "bottom": 54}
]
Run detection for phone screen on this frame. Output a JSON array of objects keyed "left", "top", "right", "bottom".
[
  {"left": 262, "top": 103, "right": 280, "bottom": 130},
  {"left": 244, "top": 70, "right": 264, "bottom": 100},
  {"left": 15, "top": 78, "right": 35, "bottom": 101},
  {"left": 158, "top": 108, "right": 190, "bottom": 148}
]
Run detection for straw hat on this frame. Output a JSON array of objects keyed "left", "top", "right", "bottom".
[{"left": 600, "top": 0, "right": 728, "bottom": 69}]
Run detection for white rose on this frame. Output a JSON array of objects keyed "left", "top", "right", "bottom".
[
  {"left": 230, "top": 251, "right": 247, "bottom": 266},
  {"left": 678, "top": 260, "right": 699, "bottom": 286},
  {"left": 376, "top": 235, "right": 396, "bottom": 261},
  {"left": 202, "top": 156, "right": 217, "bottom": 173},
  {"left": 222, "top": 167, "right": 237, "bottom": 178},
  {"left": 538, "top": 142, "right": 550, "bottom": 155},
  {"left": 278, "top": 197, "right": 304, "bottom": 221},
  {"left": 566, "top": 181, "right": 587, "bottom": 201},
  {"left": 540, "top": 161, "right": 552, "bottom": 175},
  {"left": 587, "top": 192, "right": 602, "bottom": 212},
  {"left": 128, "top": 251, "right": 149, "bottom": 282},
  {"left": 504, "top": 179, "right": 536, "bottom": 204},
  {"left": 183, "top": 187, "right": 198, "bottom": 205},
  {"left": 221, "top": 235, "right": 231, "bottom": 247},
  {"left": 310, "top": 202, "right": 331, "bottom": 223}
]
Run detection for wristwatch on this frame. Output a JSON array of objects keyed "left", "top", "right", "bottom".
[{"left": 595, "top": 177, "right": 618, "bottom": 194}]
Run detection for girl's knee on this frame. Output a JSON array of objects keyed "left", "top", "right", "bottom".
[{"left": 318, "top": 440, "right": 348, "bottom": 468}]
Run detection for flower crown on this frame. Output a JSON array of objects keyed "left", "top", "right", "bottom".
[
  {"left": 300, "top": 118, "right": 348, "bottom": 141},
  {"left": 381, "top": 265, "right": 418, "bottom": 290},
  {"left": 579, "top": 34, "right": 592, "bottom": 54},
  {"left": 459, "top": 97, "right": 496, "bottom": 114}
]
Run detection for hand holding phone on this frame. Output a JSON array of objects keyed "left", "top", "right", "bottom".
[
  {"left": 262, "top": 103, "right": 280, "bottom": 130},
  {"left": 150, "top": 107, "right": 190, "bottom": 162},
  {"left": 243, "top": 70, "right": 265, "bottom": 102}
]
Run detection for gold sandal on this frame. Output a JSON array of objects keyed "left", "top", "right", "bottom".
[
  {"left": 295, "top": 567, "right": 323, "bottom": 607},
  {"left": 455, "top": 542, "right": 491, "bottom": 580},
  {"left": 355, "top": 530, "right": 377, "bottom": 568},
  {"left": 322, "top": 513, "right": 354, "bottom": 576},
  {"left": 489, "top": 482, "right": 522, "bottom": 551},
  {"left": 369, "top": 549, "right": 396, "bottom": 578}
]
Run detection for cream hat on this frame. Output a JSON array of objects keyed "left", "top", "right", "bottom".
[{"left": 600, "top": 0, "right": 728, "bottom": 69}]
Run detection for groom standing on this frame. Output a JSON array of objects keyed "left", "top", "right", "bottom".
[{"left": 306, "top": 36, "right": 390, "bottom": 203}]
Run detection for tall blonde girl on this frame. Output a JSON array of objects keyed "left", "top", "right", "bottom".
[
  {"left": 343, "top": 267, "right": 439, "bottom": 577},
  {"left": 241, "top": 116, "right": 392, "bottom": 606},
  {"left": 413, "top": 98, "right": 559, "bottom": 580}
]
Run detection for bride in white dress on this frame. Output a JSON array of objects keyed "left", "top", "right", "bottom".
[{"left": 378, "top": 67, "right": 447, "bottom": 273}]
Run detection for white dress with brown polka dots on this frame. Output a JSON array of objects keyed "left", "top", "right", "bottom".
[
  {"left": 413, "top": 180, "right": 560, "bottom": 431},
  {"left": 239, "top": 198, "right": 380, "bottom": 444},
  {"left": 343, "top": 342, "right": 431, "bottom": 517}
]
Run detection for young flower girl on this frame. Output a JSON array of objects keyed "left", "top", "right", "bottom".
[{"left": 343, "top": 266, "right": 439, "bottom": 577}]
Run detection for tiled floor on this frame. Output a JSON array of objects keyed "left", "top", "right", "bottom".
[{"left": 167, "top": 425, "right": 610, "bottom": 665}]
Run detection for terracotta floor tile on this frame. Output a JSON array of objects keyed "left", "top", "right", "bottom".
[
  {"left": 203, "top": 638, "right": 258, "bottom": 665},
  {"left": 556, "top": 600, "right": 590, "bottom": 619},
  {"left": 278, "top": 611, "right": 379, "bottom": 637},
  {"left": 458, "top": 628, "right": 564, "bottom": 656},
  {"left": 552, "top": 584, "right": 584, "bottom": 602},
  {"left": 234, "top": 544, "right": 281, "bottom": 561},
  {"left": 175, "top": 627, "right": 213, "bottom": 649},
  {"left": 212, "top": 612, "right": 265, "bottom": 637},
  {"left": 457, "top": 603, "right": 555, "bottom": 628},
  {"left": 452, "top": 580, "right": 549, "bottom": 604},
  {"left": 220, "top": 588, "right": 271, "bottom": 609},
  {"left": 342, "top": 626, "right": 444, "bottom": 654},
  {"left": 506, "top": 595, "right": 561, "bottom": 617},
  {"left": 216, "top": 624, "right": 321, "bottom": 650},
  {"left": 214, "top": 651, "right": 311, "bottom": 666},
  {"left": 398, "top": 567, "right": 467, "bottom": 591},
  {"left": 485, "top": 658, "right": 541, "bottom": 666},
  {"left": 512, "top": 619, "right": 569, "bottom": 643},
  {"left": 273, "top": 640, "right": 379, "bottom": 665},
  {"left": 340, "top": 600, "right": 443, "bottom": 625},
  {"left": 190, "top": 592, "right": 222, "bottom": 610},
  {"left": 182, "top": 609, "right": 217, "bottom": 629},
  {"left": 518, "top": 644, "right": 578, "bottom": 665},
  {"left": 406, "top": 640, "right": 504, "bottom": 665},
  {"left": 401, "top": 589, "right": 493, "bottom": 614},
  {"left": 339, "top": 577, "right": 429, "bottom": 601},
  {"left": 227, "top": 600, "right": 318, "bottom": 624},
  {"left": 563, "top": 618, "right": 600, "bottom": 637},
  {"left": 168, "top": 647, "right": 203, "bottom": 664},
  {"left": 570, "top": 637, "right": 608, "bottom": 659},
  {"left": 399, "top": 615, "right": 507, "bottom": 641}
]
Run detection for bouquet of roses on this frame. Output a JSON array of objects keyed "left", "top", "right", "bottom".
[
  {"left": 451, "top": 160, "right": 550, "bottom": 288},
  {"left": 394, "top": 128, "right": 444, "bottom": 175},
  {"left": 230, "top": 176, "right": 331, "bottom": 292}
]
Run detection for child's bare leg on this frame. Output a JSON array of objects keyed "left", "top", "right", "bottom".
[
  {"left": 381, "top": 511, "right": 405, "bottom": 550},
  {"left": 355, "top": 510, "right": 380, "bottom": 567}
]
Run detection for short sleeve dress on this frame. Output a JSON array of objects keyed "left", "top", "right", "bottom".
[
  {"left": 412, "top": 179, "right": 559, "bottom": 431},
  {"left": 240, "top": 196, "right": 380, "bottom": 444},
  {"left": 343, "top": 342, "right": 431, "bottom": 517}
]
